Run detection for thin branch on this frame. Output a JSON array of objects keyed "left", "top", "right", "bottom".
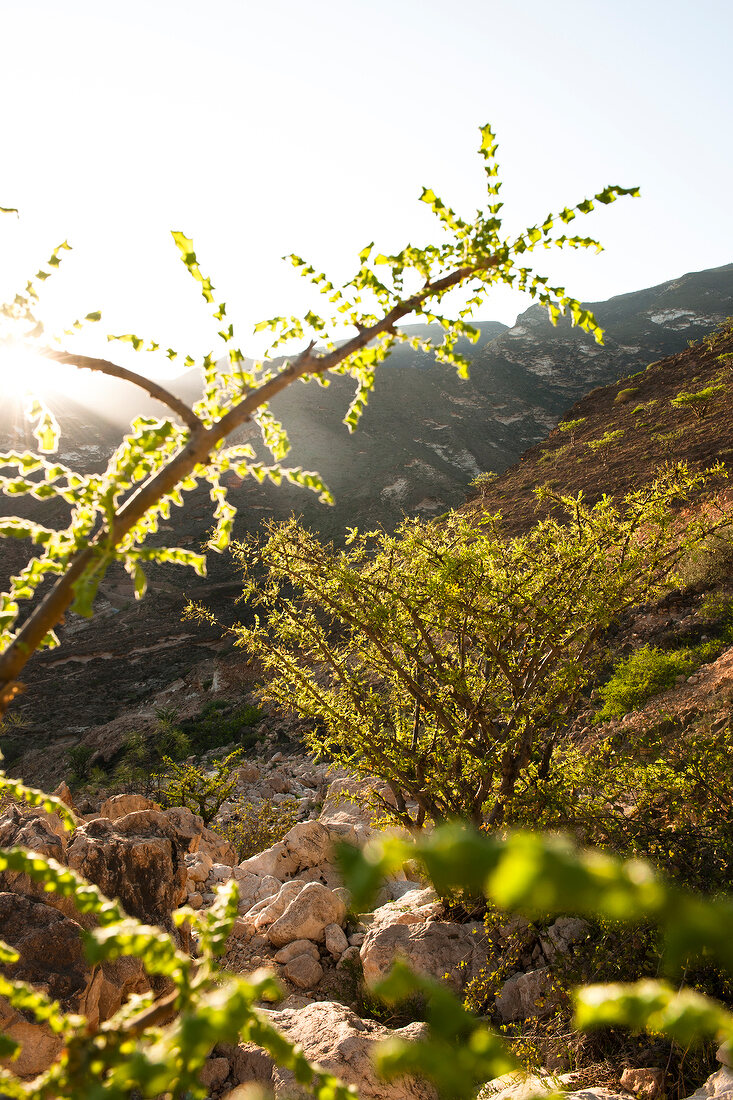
[{"left": 43, "top": 349, "right": 203, "bottom": 432}]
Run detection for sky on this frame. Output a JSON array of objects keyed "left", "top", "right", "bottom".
[{"left": 1, "top": 0, "right": 732, "bottom": 379}]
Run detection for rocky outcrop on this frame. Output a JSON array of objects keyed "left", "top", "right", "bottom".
[
  {"left": 0, "top": 892, "right": 148, "bottom": 1078},
  {"left": 361, "top": 912, "right": 490, "bottom": 993},
  {"left": 66, "top": 809, "right": 188, "bottom": 924}
]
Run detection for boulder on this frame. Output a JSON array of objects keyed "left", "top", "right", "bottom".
[
  {"left": 99, "top": 793, "right": 156, "bottom": 820},
  {"left": 238, "top": 1000, "right": 437, "bottom": 1099},
  {"left": 0, "top": 893, "right": 148, "bottom": 1078},
  {"left": 324, "top": 922, "right": 349, "bottom": 959},
  {"left": 681, "top": 1067, "right": 733, "bottom": 1100},
  {"left": 620, "top": 1068, "right": 665, "bottom": 1099},
  {"left": 0, "top": 808, "right": 78, "bottom": 918},
  {"left": 274, "top": 940, "right": 320, "bottom": 965},
  {"left": 495, "top": 968, "right": 555, "bottom": 1022},
  {"left": 283, "top": 953, "right": 324, "bottom": 990},
  {"left": 361, "top": 918, "right": 490, "bottom": 993},
  {"left": 66, "top": 808, "right": 187, "bottom": 923},
  {"left": 239, "top": 820, "right": 341, "bottom": 881},
  {"left": 319, "top": 775, "right": 397, "bottom": 830},
  {"left": 162, "top": 805, "right": 236, "bottom": 864},
  {"left": 541, "top": 917, "right": 590, "bottom": 961},
  {"left": 481, "top": 1071, "right": 578, "bottom": 1100},
  {"left": 267, "top": 883, "right": 346, "bottom": 948}
]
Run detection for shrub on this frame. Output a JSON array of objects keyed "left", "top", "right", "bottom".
[
  {"left": 216, "top": 465, "right": 727, "bottom": 830},
  {"left": 595, "top": 645, "right": 694, "bottom": 719},
  {"left": 215, "top": 795, "right": 299, "bottom": 861},
  {"left": 158, "top": 748, "right": 244, "bottom": 824},
  {"left": 178, "top": 700, "right": 263, "bottom": 755},
  {"left": 614, "top": 386, "right": 639, "bottom": 404},
  {"left": 671, "top": 384, "right": 725, "bottom": 419}
]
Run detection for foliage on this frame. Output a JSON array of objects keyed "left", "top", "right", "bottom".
[
  {"left": 595, "top": 644, "right": 695, "bottom": 719},
  {"left": 614, "top": 387, "right": 639, "bottom": 405},
  {"left": 157, "top": 748, "right": 244, "bottom": 824},
  {"left": 214, "top": 795, "right": 299, "bottom": 862},
  {"left": 340, "top": 826, "right": 733, "bottom": 1075},
  {"left": 67, "top": 744, "right": 95, "bottom": 786},
  {"left": 557, "top": 416, "right": 586, "bottom": 446},
  {"left": 584, "top": 428, "right": 625, "bottom": 461},
  {"left": 468, "top": 471, "right": 498, "bottom": 495},
  {"left": 177, "top": 699, "right": 263, "bottom": 755},
  {"left": 209, "top": 465, "right": 727, "bottom": 829},
  {"left": 516, "top": 714, "right": 733, "bottom": 895},
  {"left": 0, "top": 127, "right": 640, "bottom": 715},
  {"left": 670, "top": 384, "right": 725, "bottom": 419}
]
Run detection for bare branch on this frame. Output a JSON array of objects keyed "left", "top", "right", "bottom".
[{"left": 43, "top": 348, "right": 204, "bottom": 433}]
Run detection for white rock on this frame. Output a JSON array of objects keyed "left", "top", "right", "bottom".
[
  {"left": 267, "top": 883, "right": 347, "bottom": 947},
  {"left": 324, "top": 922, "right": 349, "bottom": 959},
  {"left": 254, "top": 880, "right": 307, "bottom": 930},
  {"left": 274, "top": 940, "right": 320, "bottom": 965},
  {"left": 495, "top": 968, "right": 554, "bottom": 1022}
]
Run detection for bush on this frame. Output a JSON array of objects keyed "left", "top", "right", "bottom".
[
  {"left": 219, "top": 466, "right": 727, "bottom": 830},
  {"left": 670, "top": 384, "right": 725, "bottom": 419},
  {"left": 595, "top": 645, "right": 695, "bottom": 719},
  {"left": 215, "top": 795, "right": 299, "bottom": 861},
  {"left": 158, "top": 748, "right": 244, "bottom": 824},
  {"left": 178, "top": 700, "right": 263, "bottom": 755}
]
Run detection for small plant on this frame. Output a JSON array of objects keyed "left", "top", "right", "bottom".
[
  {"left": 558, "top": 416, "right": 586, "bottom": 445},
  {"left": 216, "top": 795, "right": 299, "bottom": 861},
  {"left": 614, "top": 386, "right": 639, "bottom": 405},
  {"left": 469, "top": 471, "right": 498, "bottom": 494},
  {"left": 585, "top": 428, "right": 625, "bottom": 463},
  {"left": 178, "top": 700, "right": 263, "bottom": 755},
  {"left": 670, "top": 384, "right": 725, "bottom": 420},
  {"left": 158, "top": 748, "right": 244, "bottom": 824},
  {"left": 66, "top": 744, "right": 94, "bottom": 786}
]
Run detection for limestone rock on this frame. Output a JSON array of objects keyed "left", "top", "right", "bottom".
[
  {"left": 324, "top": 922, "right": 349, "bottom": 959},
  {"left": 283, "top": 953, "right": 324, "bottom": 990},
  {"left": 252, "top": 880, "right": 306, "bottom": 930},
  {"left": 0, "top": 892, "right": 147, "bottom": 1078},
  {"left": 274, "top": 940, "right": 320, "bottom": 965},
  {"left": 267, "top": 882, "right": 346, "bottom": 948},
  {"left": 199, "top": 1055, "right": 231, "bottom": 1091},
  {"left": 241, "top": 1000, "right": 438, "bottom": 1099},
  {"left": 99, "top": 792, "right": 156, "bottom": 820},
  {"left": 541, "top": 917, "right": 590, "bottom": 960},
  {"left": 681, "top": 1067, "right": 733, "bottom": 1100},
  {"left": 66, "top": 808, "right": 187, "bottom": 923},
  {"left": 361, "top": 917, "right": 489, "bottom": 993},
  {"left": 620, "top": 1067, "right": 665, "bottom": 1099},
  {"left": 495, "top": 968, "right": 555, "bottom": 1022}
]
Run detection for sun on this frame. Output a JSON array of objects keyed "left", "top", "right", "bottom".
[{"left": 0, "top": 344, "right": 85, "bottom": 400}]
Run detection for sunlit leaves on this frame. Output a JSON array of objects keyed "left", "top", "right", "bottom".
[{"left": 171, "top": 230, "right": 215, "bottom": 305}]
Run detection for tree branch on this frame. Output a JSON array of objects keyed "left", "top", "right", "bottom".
[
  {"left": 0, "top": 256, "right": 494, "bottom": 702},
  {"left": 43, "top": 349, "right": 203, "bottom": 433}
]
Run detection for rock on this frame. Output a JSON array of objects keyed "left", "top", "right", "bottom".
[
  {"left": 243, "top": 1000, "right": 437, "bottom": 1099},
  {"left": 0, "top": 893, "right": 148, "bottom": 1078},
  {"left": 542, "top": 917, "right": 590, "bottom": 960},
  {"left": 267, "top": 883, "right": 347, "bottom": 948},
  {"left": 495, "top": 968, "right": 555, "bottom": 1022},
  {"left": 199, "top": 1056, "right": 231, "bottom": 1090},
  {"left": 566, "top": 1092, "right": 636, "bottom": 1100},
  {"left": 681, "top": 1067, "right": 733, "bottom": 1100},
  {"left": 283, "top": 953, "right": 324, "bottom": 990},
  {"left": 361, "top": 918, "right": 489, "bottom": 992},
  {"left": 0, "top": 809, "right": 77, "bottom": 918},
  {"left": 336, "top": 945, "right": 361, "bottom": 970},
  {"left": 163, "top": 805, "right": 236, "bottom": 864},
  {"left": 66, "top": 809, "right": 187, "bottom": 924},
  {"left": 719, "top": 1044, "right": 733, "bottom": 1068},
  {"left": 324, "top": 922, "right": 349, "bottom": 959},
  {"left": 252, "top": 880, "right": 307, "bottom": 929},
  {"left": 239, "top": 820, "right": 342, "bottom": 882},
  {"left": 52, "top": 780, "right": 76, "bottom": 811},
  {"left": 620, "top": 1068, "right": 665, "bottom": 1099},
  {"left": 319, "top": 775, "right": 398, "bottom": 830},
  {"left": 188, "top": 891, "right": 204, "bottom": 909},
  {"left": 274, "top": 940, "right": 320, "bottom": 964},
  {"left": 185, "top": 851, "right": 213, "bottom": 883},
  {"left": 99, "top": 792, "right": 156, "bottom": 820},
  {"left": 480, "top": 1070, "right": 578, "bottom": 1100}
]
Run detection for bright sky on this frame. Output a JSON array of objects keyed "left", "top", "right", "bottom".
[{"left": 2, "top": 0, "right": 731, "bottom": 380}]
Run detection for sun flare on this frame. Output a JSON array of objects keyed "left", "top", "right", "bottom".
[{"left": 0, "top": 345, "right": 85, "bottom": 401}]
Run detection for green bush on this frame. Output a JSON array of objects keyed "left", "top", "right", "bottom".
[
  {"left": 158, "top": 748, "right": 244, "bottom": 824},
  {"left": 178, "top": 700, "right": 263, "bottom": 755},
  {"left": 595, "top": 645, "right": 695, "bottom": 719},
  {"left": 215, "top": 795, "right": 299, "bottom": 861}
]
